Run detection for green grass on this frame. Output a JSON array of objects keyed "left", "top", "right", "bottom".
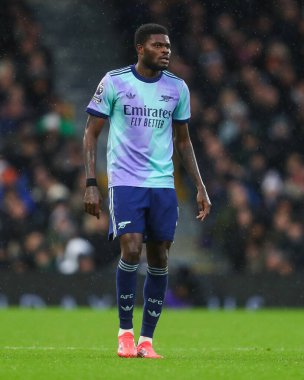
[{"left": 0, "top": 308, "right": 304, "bottom": 379}]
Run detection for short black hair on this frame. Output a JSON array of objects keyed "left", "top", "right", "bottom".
[{"left": 134, "top": 23, "right": 169, "bottom": 47}]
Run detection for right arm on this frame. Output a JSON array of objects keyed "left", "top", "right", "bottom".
[{"left": 83, "top": 114, "right": 107, "bottom": 219}]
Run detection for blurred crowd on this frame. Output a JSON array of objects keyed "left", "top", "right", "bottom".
[
  {"left": 0, "top": 0, "right": 119, "bottom": 273},
  {"left": 1, "top": 0, "right": 304, "bottom": 276},
  {"left": 113, "top": 0, "right": 304, "bottom": 275}
]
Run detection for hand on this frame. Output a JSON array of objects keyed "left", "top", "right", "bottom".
[
  {"left": 83, "top": 186, "right": 102, "bottom": 219},
  {"left": 196, "top": 186, "right": 211, "bottom": 222}
]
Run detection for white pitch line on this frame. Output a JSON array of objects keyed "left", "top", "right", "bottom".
[
  {"left": 2, "top": 346, "right": 303, "bottom": 353},
  {"left": 1, "top": 346, "right": 106, "bottom": 351},
  {"left": 164, "top": 347, "right": 304, "bottom": 353}
]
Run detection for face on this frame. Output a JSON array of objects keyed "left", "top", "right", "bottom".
[{"left": 137, "top": 34, "right": 171, "bottom": 71}]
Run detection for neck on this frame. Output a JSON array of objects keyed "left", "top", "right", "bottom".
[{"left": 135, "top": 62, "right": 161, "bottom": 78}]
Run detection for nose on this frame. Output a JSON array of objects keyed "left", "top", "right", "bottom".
[{"left": 162, "top": 46, "right": 170, "bottom": 56}]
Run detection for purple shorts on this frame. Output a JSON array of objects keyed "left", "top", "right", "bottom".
[{"left": 108, "top": 186, "right": 178, "bottom": 242}]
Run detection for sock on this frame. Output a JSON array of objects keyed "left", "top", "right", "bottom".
[
  {"left": 116, "top": 258, "right": 138, "bottom": 330},
  {"left": 140, "top": 265, "right": 168, "bottom": 338},
  {"left": 118, "top": 328, "right": 134, "bottom": 337},
  {"left": 138, "top": 336, "right": 152, "bottom": 345}
]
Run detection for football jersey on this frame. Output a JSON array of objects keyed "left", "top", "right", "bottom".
[{"left": 86, "top": 64, "right": 190, "bottom": 188}]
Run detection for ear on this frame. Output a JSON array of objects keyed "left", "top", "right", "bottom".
[{"left": 136, "top": 44, "right": 144, "bottom": 56}]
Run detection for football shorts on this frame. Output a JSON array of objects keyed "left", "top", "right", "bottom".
[{"left": 108, "top": 186, "right": 178, "bottom": 242}]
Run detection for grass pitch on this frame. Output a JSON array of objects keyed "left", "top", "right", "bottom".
[{"left": 0, "top": 308, "right": 304, "bottom": 380}]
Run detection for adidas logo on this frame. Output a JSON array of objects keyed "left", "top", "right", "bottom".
[
  {"left": 126, "top": 92, "right": 136, "bottom": 99},
  {"left": 121, "top": 305, "right": 134, "bottom": 311},
  {"left": 147, "top": 310, "right": 160, "bottom": 318}
]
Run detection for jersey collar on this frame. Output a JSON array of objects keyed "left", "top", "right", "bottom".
[{"left": 131, "top": 64, "right": 163, "bottom": 83}]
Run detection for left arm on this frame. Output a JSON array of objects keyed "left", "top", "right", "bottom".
[{"left": 173, "top": 121, "right": 211, "bottom": 221}]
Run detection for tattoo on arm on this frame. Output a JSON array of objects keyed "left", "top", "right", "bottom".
[
  {"left": 84, "top": 144, "right": 96, "bottom": 178},
  {"left": 83, "top": 116, "right": 104, "bottom": 179}
]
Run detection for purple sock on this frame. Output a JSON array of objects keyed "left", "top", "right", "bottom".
[
  {"left": 116, "top": 258, "right": 138, "bottom": 329},
  {"left": 140, "top": 265, "right": 168, "bottom": 338}
]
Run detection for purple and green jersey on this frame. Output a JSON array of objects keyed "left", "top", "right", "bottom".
[{"left": 86, "top": 64, "right": 190, "bottom": 188}]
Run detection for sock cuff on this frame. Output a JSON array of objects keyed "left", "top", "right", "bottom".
[
  {"left": 147, "top": 265, "right": 168, "bottom": 276},
  {"left": 118, "top": 259, "right": 139, "bottom": 272}
]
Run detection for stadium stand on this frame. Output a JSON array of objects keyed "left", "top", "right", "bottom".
[{"left": 0, "top": 0, "right": 120, "bottom": 273}]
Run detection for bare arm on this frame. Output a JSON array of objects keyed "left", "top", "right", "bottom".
[
  {"left": 173, "top": 121, "right": 211, "bottom": 221},
  {"left": 83, "top": 114, "right": 107, "bottom": 219}
]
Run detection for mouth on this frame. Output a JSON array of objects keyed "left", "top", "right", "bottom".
[{"left": 159, "top": 57, "right": 169, "bottom": 64}]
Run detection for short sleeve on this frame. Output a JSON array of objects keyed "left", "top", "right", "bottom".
[
  {"left": 86, "top": 73, "right": 115, "bottom": 119},
  {"left": 172, "top": 81, "right": 191, "bottom": 123}
]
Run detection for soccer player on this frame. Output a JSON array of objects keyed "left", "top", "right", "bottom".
[{"left": 83, "top": 23, "right": 211, "bottom": 359}]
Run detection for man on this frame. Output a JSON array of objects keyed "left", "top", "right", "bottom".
[{"left": 83, "top": 23, "right": 211, "bottom": 359}]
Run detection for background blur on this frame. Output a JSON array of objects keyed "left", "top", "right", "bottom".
[{"left": 1, "top": 0, "right": 304, "bottom": 307}]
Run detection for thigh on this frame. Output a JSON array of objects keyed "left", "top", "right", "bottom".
[
  {"left": 146, "top": 188, "right": 178, "bottom": 242},
  {"left": 108, "top": 186, "right": 148, "bottom": 241}
]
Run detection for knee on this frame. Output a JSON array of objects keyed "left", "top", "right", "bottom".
[
  {"left": 121, "top": 240, "right": 142, "bottom": 264},
  {"left": 157, "top": 252, "right": 169, "bottom": 268},
  {"left": 151, "top": 251, "right": 168, "bottom": 268},
  {"left": 147, "top": 241, "right": 171, "bottom": 268}
]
